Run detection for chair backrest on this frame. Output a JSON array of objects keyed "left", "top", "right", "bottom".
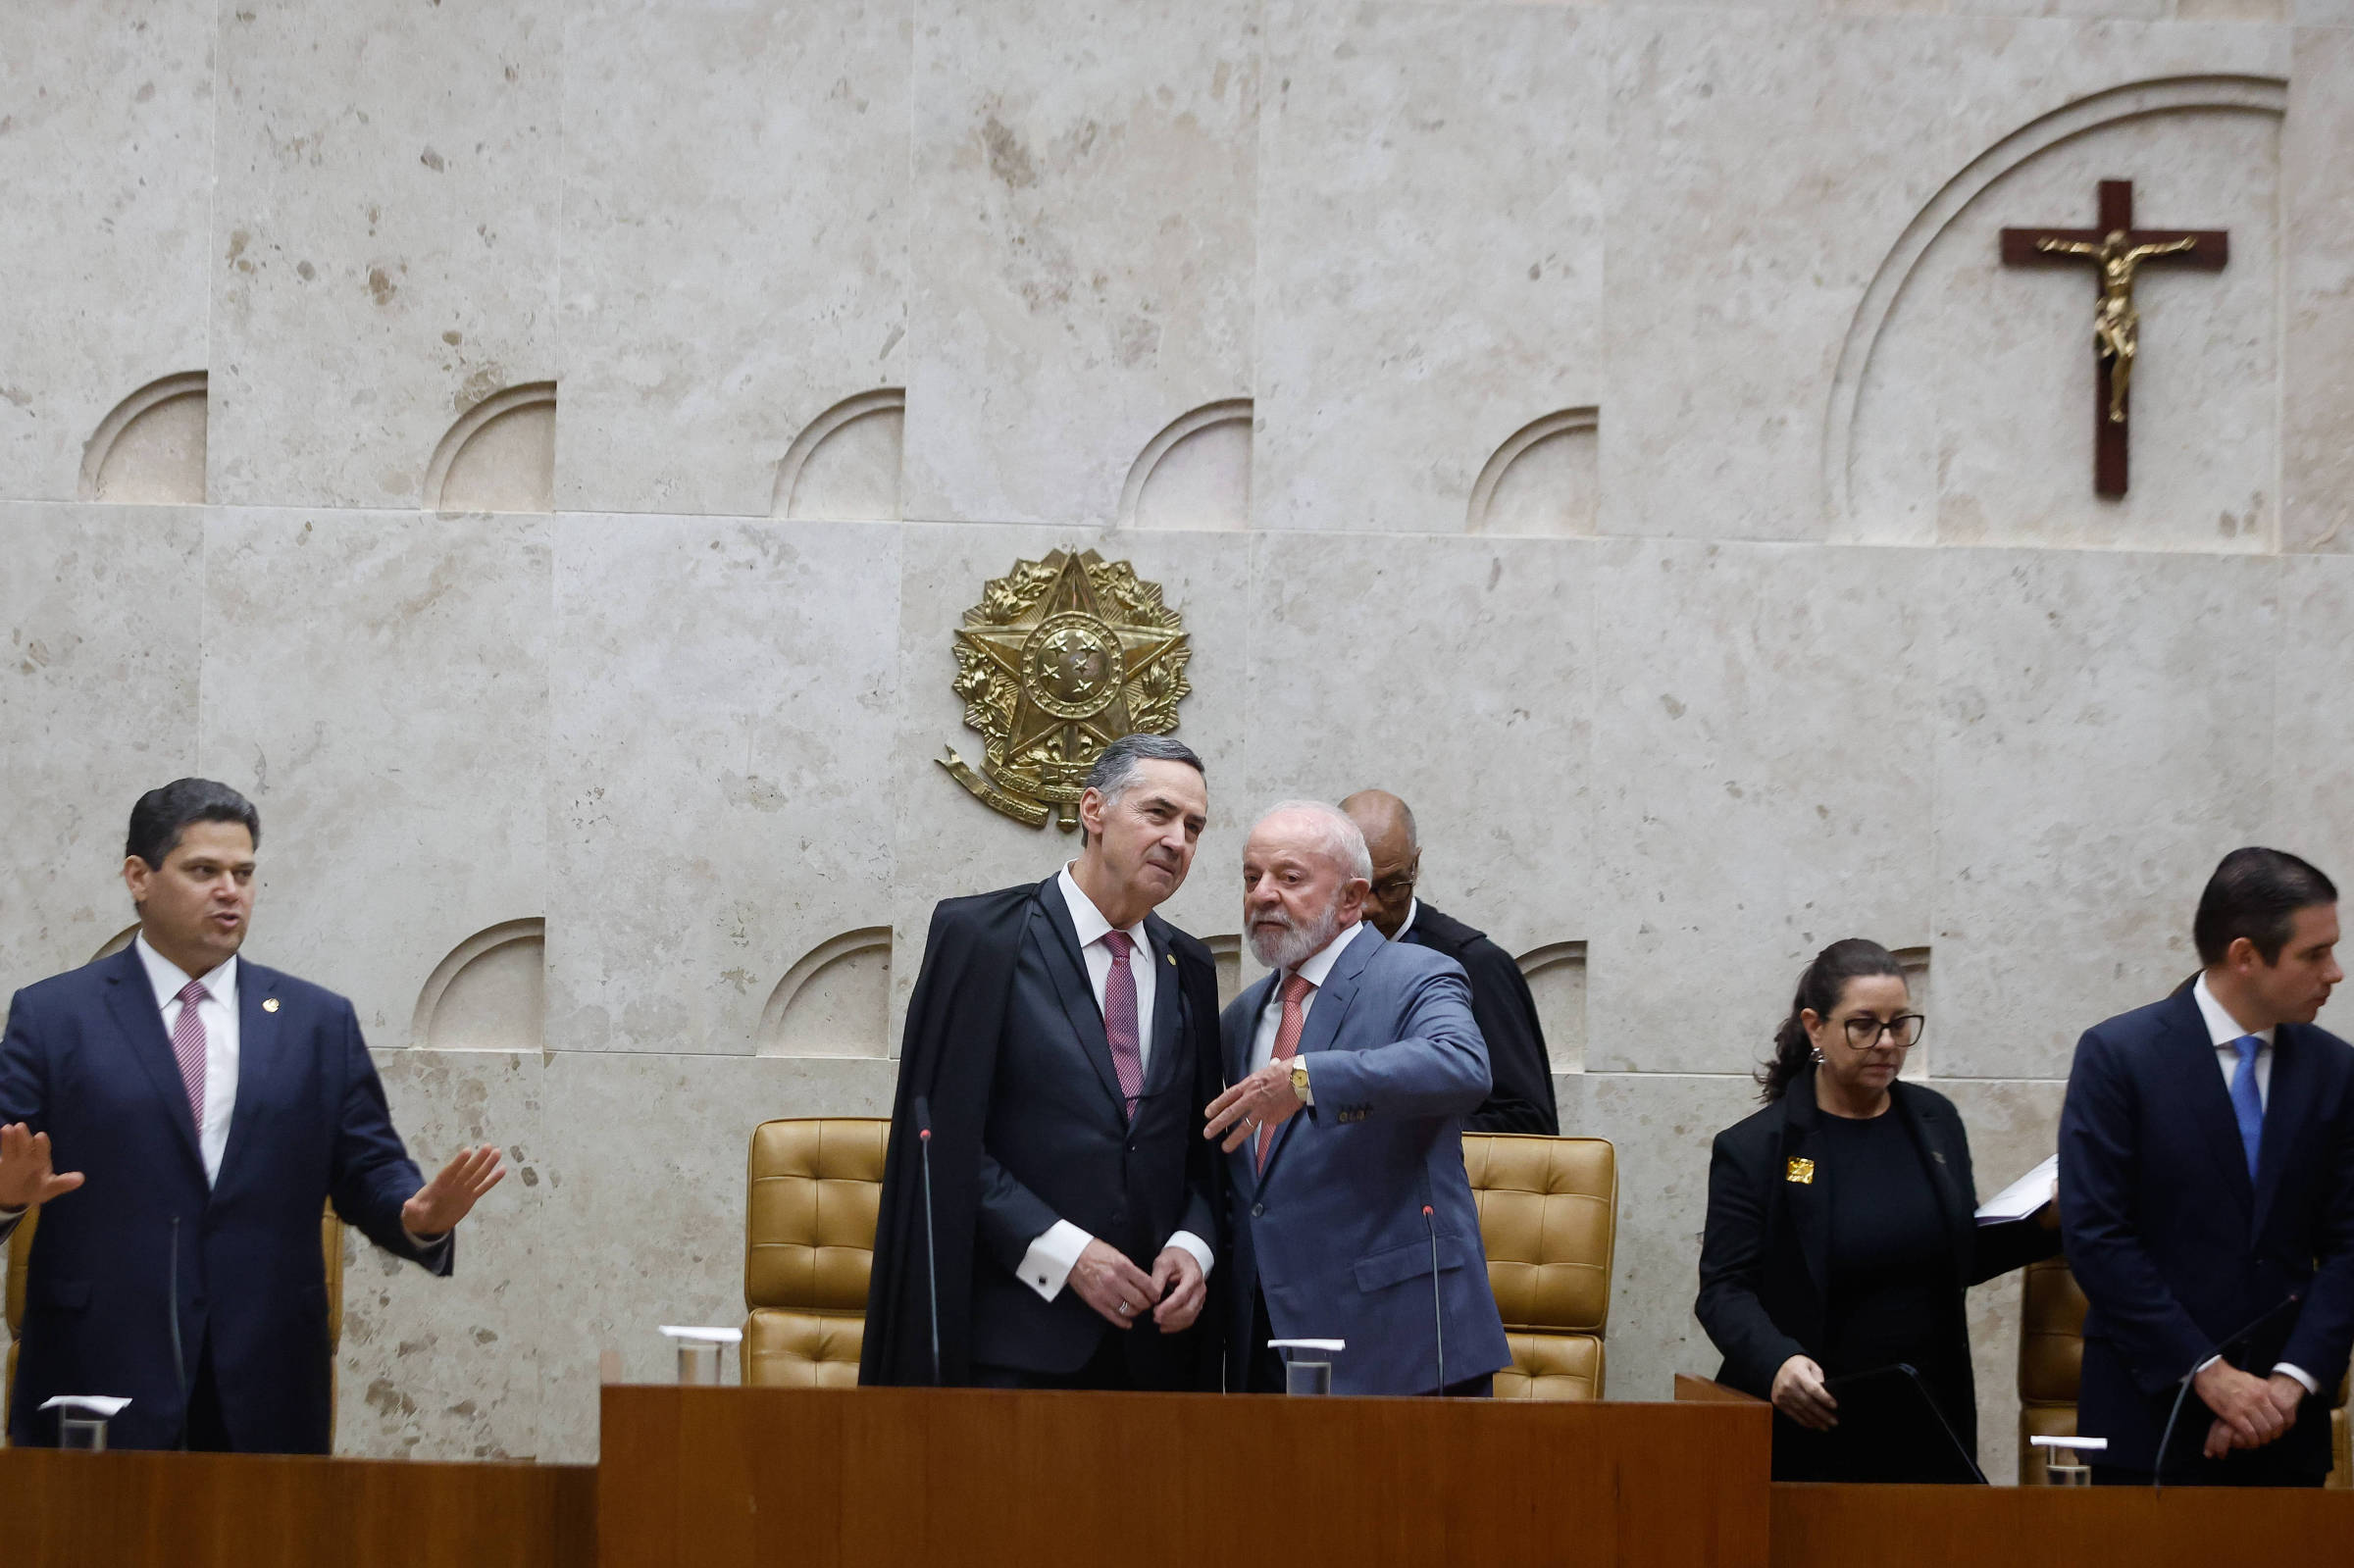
[
  {"left": 1463, "top": 1134, "right": 1616, "bottom": 1400},
  {"left": 743, "top": 1118, "right": 891, "bottom": 1389},
  {"left": 3, "top": 1202, "right": 344, "bottom": 1442},
  {"left": 2017, "top": 1252, "right": 2351, "bottom": 1487}
]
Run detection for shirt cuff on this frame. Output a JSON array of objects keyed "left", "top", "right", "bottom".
[
  {"left": 1166, "top": 1229, "right": 1214, "bottom": 1280},
  {"left": 403, "top": 1225, "right": 452, "bottom": 1255},
  {"left": 0, "top": 1204, "right": 24, "bottom": 1222},
  {"left": 1291, "top": 1057, "right": 1314, "bottom": 1107},
  {"left": 2275, "top": 1362, "right": 2321, "bottom": 1397},
  {"left": 2190, "top": 1354, "right": 2221, "bottom": 1381},
  {"left": 1017, "top": 1220, "right": 1092, "bottom": 1302}
]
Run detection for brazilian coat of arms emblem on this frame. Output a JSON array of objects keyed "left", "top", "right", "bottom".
[{"left": 938, "top": 548, "right": 1194, "bottom": 831}]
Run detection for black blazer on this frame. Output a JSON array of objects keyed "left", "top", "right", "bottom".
[
  {"left": 968, "top": 881, "right": 1222, "bottom": 1384},
  {"left": 1398, "top": 904, "right": 1558, "bottom": 1135},
  {"left": 1696, "top": 1067, "right": 2055, "bottom": 1457},
  {"left": 2058, "top": 989, "right": 2354, "bottom": 1478}
]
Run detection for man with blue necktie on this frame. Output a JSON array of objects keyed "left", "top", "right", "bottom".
[{"left": 2059, "top": 847, "right": 2354, "bottom": 1486}]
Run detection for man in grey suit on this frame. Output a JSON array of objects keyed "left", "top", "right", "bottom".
[{"left": 1204, "top": 801, "right": 1510, "bottom": 1395}]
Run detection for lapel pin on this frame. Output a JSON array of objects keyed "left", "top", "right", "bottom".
[
  {"left": 1785, "top": 1157, "right": 1816, "bottom": 1185},
  {"left": 1166, "top": 953, "right": 1176, "bottom": 966},
  {"left": 263, "top": 997, "right": 280, "bottom": 1013}
]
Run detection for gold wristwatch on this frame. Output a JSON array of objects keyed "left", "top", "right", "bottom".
[{"left": 1290, "top": 1060, "right": 1312, "bottom": 1102}]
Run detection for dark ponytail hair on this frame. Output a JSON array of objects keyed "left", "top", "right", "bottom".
[{"left": 1758, "top": 938, "right": 1906, "bottom": 1102}]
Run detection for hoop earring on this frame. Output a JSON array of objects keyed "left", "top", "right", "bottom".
[{"left": 1809, "top": 1046, "right": 1825, "bottom": 1065}]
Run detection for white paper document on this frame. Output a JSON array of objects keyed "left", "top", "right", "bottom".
[{"left": 1974, "top": 1153, "right": 2058, "bottom": 1226}]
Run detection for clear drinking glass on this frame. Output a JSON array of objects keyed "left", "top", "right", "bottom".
[
  {"left": 676, "top": 1340, "right": 723, "bottom": 1386},
  {"left": 1284, "top": 1358, "right": 1333, "bottom": 1396},
  {"left": 58, "top": 1415, "right": 109, "bottom": 1451}
]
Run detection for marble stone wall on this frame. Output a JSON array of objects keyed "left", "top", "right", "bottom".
[{"left": 3, "top": 0, "right": 2349, "bottom": 1484}]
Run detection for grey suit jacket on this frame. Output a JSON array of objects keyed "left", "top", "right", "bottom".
[{"left": 1220, "top": 924, "right": 1510, "bottom": 1393}]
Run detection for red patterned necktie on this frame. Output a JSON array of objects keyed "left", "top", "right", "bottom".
[
  {"left": 170, "top": 978, "right": 208, "bottom": 1132},
  {"left": 1100, "top": 931, "right": 1144, "bottom": 1121},
  {"left": 1257, "top": 973, "right": 1316, "bottom": 1172}
]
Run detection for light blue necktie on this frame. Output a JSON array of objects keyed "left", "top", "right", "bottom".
[{"left": 2229, "top": 1035, "right": 2265, "bottom": 1182}]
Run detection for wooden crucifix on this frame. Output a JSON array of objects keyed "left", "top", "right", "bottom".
[{"left": 2001, "top": 179, "right": 2227, "bottom": 497}]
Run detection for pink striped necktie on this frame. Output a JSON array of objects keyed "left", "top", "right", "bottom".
[
  {"left": 170, "top": 979, "right": 208, "bottom": 1132},
  {"left": 1100, "top": 931, "right": 1145, "bottom": 1121}
]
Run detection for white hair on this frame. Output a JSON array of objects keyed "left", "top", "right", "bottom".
[{"left": 1252, "top": 799, "right": 1373, "bottom": 883}]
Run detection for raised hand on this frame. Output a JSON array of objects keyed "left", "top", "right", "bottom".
[
  {"left": 0, "top": 1123, "right": 84, "bottom": 1212},
  {"left": 1204, "top": 1060, "right": 1305, "bottom": 1153},
  {"left": 399, "top": 1144, "right": 506, "bottom": 1240}
]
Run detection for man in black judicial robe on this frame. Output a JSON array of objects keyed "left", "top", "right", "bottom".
[
  {"left": 861, "top": 736, "right": 1227, "bottom": 1390},
  {"left": 1343, "top": 790, "right": 1559, "bottom": 1135}
]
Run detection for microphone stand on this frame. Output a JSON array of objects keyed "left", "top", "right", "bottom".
[
  {"left": 913, "top": 1095, "right": 943, "bottom": 1388},
  {"left": 1423, "top": 1204, "right": 1446, "bottom": 1395}
]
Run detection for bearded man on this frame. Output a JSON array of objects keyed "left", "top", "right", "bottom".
[
  {"left": 1203, "top": 801, "right": 1510, "bottom": 1395},
  {"left": 861, "top": 735, "right": 1226, "bottom": 1390}
]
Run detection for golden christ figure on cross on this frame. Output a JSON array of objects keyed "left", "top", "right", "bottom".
[{"left": 2033, "top": 228, "right": 2198, "bottom": 426}]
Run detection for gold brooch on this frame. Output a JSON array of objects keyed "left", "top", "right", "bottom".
[
  {"left": 1785, "top": 1157, "right": 1815, "bottom": 1185},
  {"left": 262, "top": 997, "right": 280, "bottom": 1013},
  {"left": 937, "top": 549, "right": 1193, "bottom": 831}
]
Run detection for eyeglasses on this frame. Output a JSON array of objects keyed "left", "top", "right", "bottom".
[
  {"left": 1840, "top": 1013, "right": 1925, "bottom": 1049},
  {"left": 1368, "top": 875, "right": 1417, "bottom": 902}
]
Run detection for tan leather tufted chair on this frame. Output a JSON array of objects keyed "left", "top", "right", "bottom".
[
  {"left": 1463, "top": 1134, "right": 1616, "bottom": 1399},
  {"left": 742, "top": 1118, "right": 891, "bottom": 1389},
  {"left": 2017, "top": 1253, "right": 2350, "bottom": 1486},
  {"left": 3, "top": 1202, "right": 343, "bottom": 1443}
]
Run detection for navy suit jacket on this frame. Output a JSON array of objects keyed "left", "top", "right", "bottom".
[
  {"left": 1220, "top": 924, "right": 1510, "bottom": 1394},
  {"left": 2058, "top": 988, "right": 2354, "bottom": 1477},
  {"left": 0, "top": 946, "right": 446, "bottom": 1452}
]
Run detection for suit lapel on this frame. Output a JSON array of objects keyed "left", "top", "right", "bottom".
[
  {"left": 216, "top": 962, "right": 285, "bottom": 1194},
  {"left": 2163, "top": 990, "right": 2256, "bottom": 1215},
  {"left": 100, "top": 946, "right": 206, "bottom": 1178},
  {"left": 1783, "top": 1071, "right": 1831, "bottom": 1301},
  {"left": 2252, "top": 1026, "right": 2315, "bottom": 1238},
  {"left": 1895, "top": 1087, "right": 1973, "bottom": 1290},
  {"left": 1142, "top": 915, "right": 1182, "bottom": 1094},
  {"left": 1030, "top": 880, "right": 1126, "bottom": 1116}
]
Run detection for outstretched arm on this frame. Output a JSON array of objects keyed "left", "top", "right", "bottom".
[
  {"left": 2036, "top": 236, "right": 2101, "bottom": 259},
  {"left": 2124, "top": 235, "right": 2198, "bottom": 266}
]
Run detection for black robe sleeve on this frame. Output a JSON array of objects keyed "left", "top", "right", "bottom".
[
  {"left": 1170, "top": 933, "right": 1233, "bottom": 1391},
  {"left": 858, "top": 886, "right": 1031, "bottom": 1387},
  {"left": 1457, "top": 938, "right": 1560, "bottom": 1137}
]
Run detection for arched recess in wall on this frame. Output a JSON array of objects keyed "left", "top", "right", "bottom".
[
  {"left": 1822, "top": 76, "right": 2287, "bottom": 540},
  {"left": 411, "top": 918, "right": 546, "bottom": 1051},
  {"left": 1515, "top": 940, "right": 1587, "bottom": 1073},
  {"left": 1466, "top": 408, "right": 1598, "bottom": 536},
  {"left": 1118, "top": 399, "right": 1252, "bottom": 531},
  {"left": 1893, "top": 944, "right": 1931, "bottom": 1080},
  {"left": 425, "top": 381, "right": 557, "bottom": 514},
  {"left": 773, "top": 389, "right": 905, "bottom": 521},
  {"left": 90, "top": 924, "right": 140, "bottom": 963},
  {"left": 757, "top": 928, "right": 891, "bottom": 1057},
  {"left": 1202, "top": 934, "right": 1243, "bottom": 1009},
  {"left": 80, "top": 372, "right": 208, "bottom": 504}
]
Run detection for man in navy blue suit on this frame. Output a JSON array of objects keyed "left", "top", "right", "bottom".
[
  {"left": 2060, "top": 846, "right": 2354, "bottom": 1486},
  {"left": 0, "top": 779, "right": 503, "bottom": 1453}
]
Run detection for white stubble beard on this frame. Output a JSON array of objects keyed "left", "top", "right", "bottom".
[{"left": 1247, "top": 899, "right": 1344, "bottom": 972}]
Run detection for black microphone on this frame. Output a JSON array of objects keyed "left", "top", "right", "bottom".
[
  {"left": 169, "top": 1215, "right": 187, "bottom": 1450},
  {"left": 1423, "top": 1204, "right": 1446, "bottom": 1395},
  {"left": 912, "top": 1095, "right": 943, "bottom": 1388},
  {"left": 2153, "top": 1290, "right": 2303, "bottom": 1492}
]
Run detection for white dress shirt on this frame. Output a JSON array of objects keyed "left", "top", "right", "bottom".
[
  {"left": 2188, "top": 972, "right": 2315, "bottom": 1395},
  {"left": 1248, "top": 918, "right": 1373, "bottom": 1102},
  {"left": 1014, "top": 868, "right": 1214, "bottom": 1303},
  {"left": 1392, "top": 898, "right": 1420, "bottom": 943},
  {"left": 135, "top": 935, "right": 240, "bottom": 1187}
]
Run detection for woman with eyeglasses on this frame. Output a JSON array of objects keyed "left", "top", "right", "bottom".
[{"left": 1694, "top": 938, "right": 2059, "bottom": 1481}]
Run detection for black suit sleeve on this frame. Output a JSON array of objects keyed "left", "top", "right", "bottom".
[
  {"left": 1695, "top": 1127, "right": 1807, "bottom": 1396},
  {"left": 2058, "top": 1024, "right": 2214, "bottom": 1393},
  {"left": 326, "top": 1000, "right": 447, "bottom": 1275},
  {"left": 973, "top": 1148, "right": 1063, "bottom": 1273},
  {"left": 1951, "top": 1114, "right": 2061, "bottom": 1285},
  {"left": 1174, "top": 946, "right": 1224, "bottom": 1251},
  {"left": 0, "top": 988, "right": 42, "bottom": 1242},
  {"left": 2281, "top": 1067, "right": 2354, "bottom": 1385},
  {"left": 1458, "top": 941, "right": 1558, "bottom": 1136}
]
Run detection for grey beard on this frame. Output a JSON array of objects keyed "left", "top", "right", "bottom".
[{"left": 1248, "top": 901, "right": 1343, "bottom": 972}]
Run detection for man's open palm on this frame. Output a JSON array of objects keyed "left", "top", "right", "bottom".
[
  {"left": 400, "top": 1144, "right": 506, "bottom": 1239},
  {"left": 0, "top": 1123, "right": 83, "bottom": 1212}
]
